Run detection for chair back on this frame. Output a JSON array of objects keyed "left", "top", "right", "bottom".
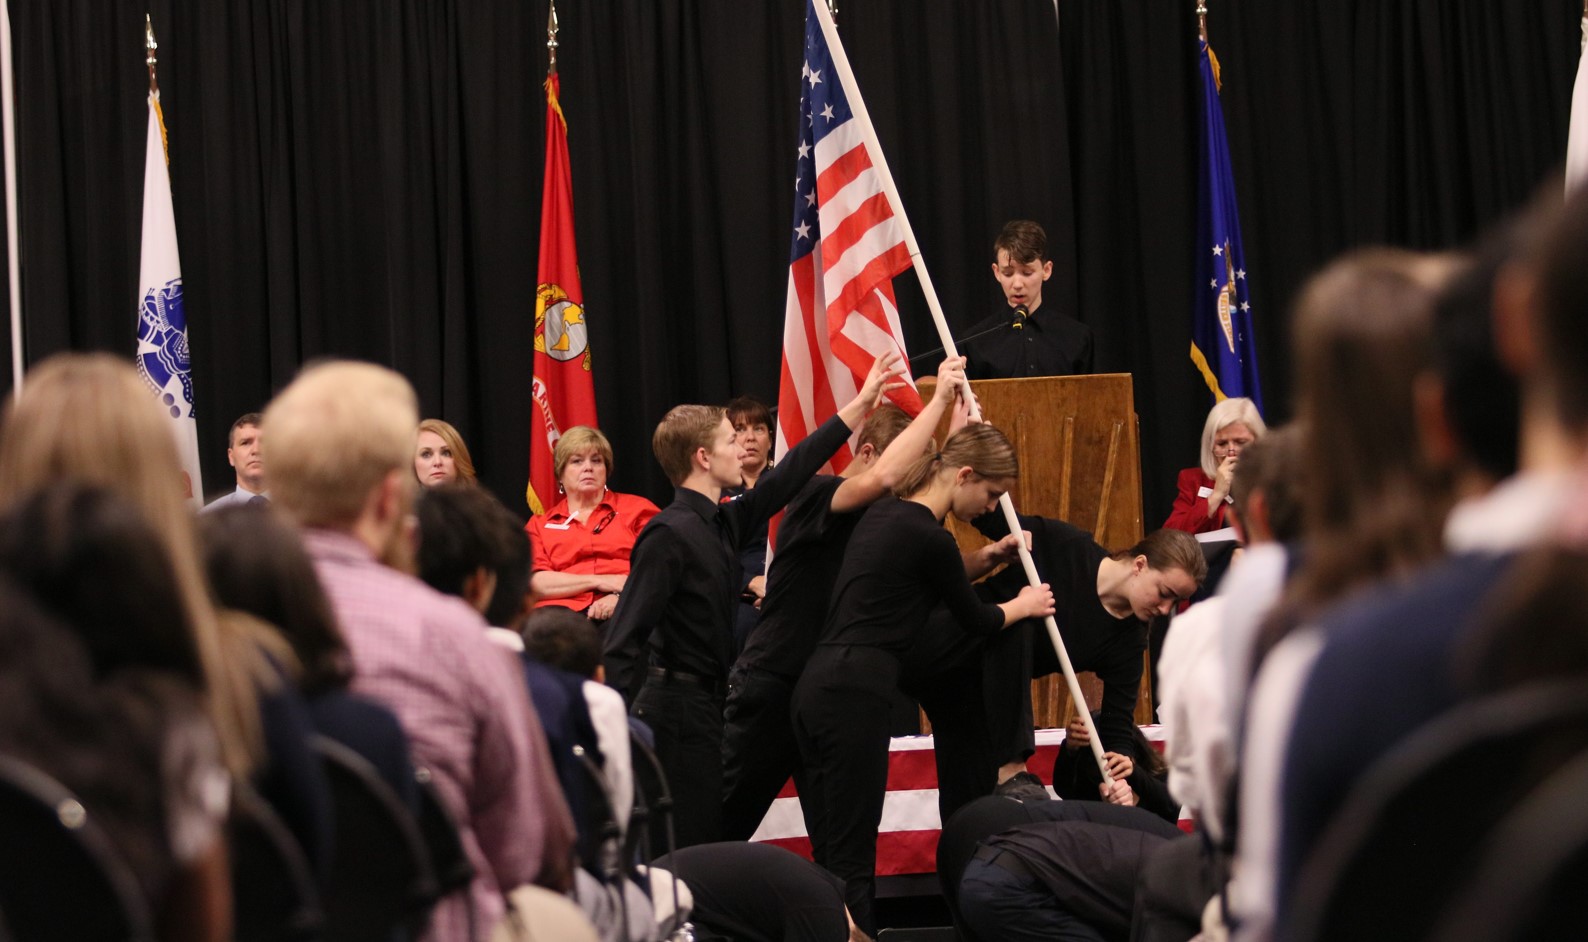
[
  {"left": 313, "top": 737, "right": 437, "bottom": 942},
  {"left": 229, "top": 782, "right": 324, "bottom": 942},
  {"left": 412, "top": 768, "right": 475, "bottom": 898},
  {"left": 0, "top": 754, "right": 153, "bottom": 941},
  {"left": 1286, "top": 681, "right": 1588, "bottom": 942},
  {"left": 1433, "top": 744, "right": 1588, "bottom": 942}
]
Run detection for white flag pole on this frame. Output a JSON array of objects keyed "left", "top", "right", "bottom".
[
  {"left": 1, "top": 0, "right": 23, "bottom": 392},
  {"left": 812, "top": 1, "right": 1114, "bottom": 783}
]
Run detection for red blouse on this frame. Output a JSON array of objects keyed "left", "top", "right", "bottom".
[
  {"left": 527, "top": 489, "right": 661, "bottom": 612},
  {"left": 1162, "top": 467, "right": 1232, "bottom": 535}
]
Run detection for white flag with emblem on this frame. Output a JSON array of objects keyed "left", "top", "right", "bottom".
[{"left": 135, "top": 90, "right": 202, "bottom": 506}]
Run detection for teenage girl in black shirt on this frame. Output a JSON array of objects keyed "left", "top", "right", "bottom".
[{"left": 790, "top": 422, "right": 1056, "bottom": 936}]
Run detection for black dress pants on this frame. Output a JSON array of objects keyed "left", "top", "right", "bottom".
[
  {"left": 790, "top": 645, "right": 899, "bottom": 938},
  {"left": 720, "top": 665, "right": 803, "bottom": 842},
  {"left": 631, "top": 677, "right": 725, "bottom": 851}
]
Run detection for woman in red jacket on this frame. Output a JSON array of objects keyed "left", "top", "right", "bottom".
[
  {"left": 526, "top": 426, "right": 660, "bottom": 621},
  {"left": 1163, "top": 397, "right": 1266, "bottom": 535}
]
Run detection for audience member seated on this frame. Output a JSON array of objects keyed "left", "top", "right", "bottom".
[
  {"left": 0, "top": 354, "right": 332, "bottom": 875},
  {"left": 200, "top": 503, "right": 419, "bottom": 810},
  {"left": 653, "top": 843, "right": 868, "bottom": 942},
  {"left": 1052, "top": 712, "right": 1179, "bottom": 824},
  {"left": 1163, "top": 396, "right": 1265, "bottom": 537},
  {"left": 414, "top": 418, "right": 478, "bottom": 488},
  {"left": 526, "top": 426, "right": 659, "bottom": 621},
  {"left": 1272, "top": 197, "right": 1561, "bottom": 938},
  {"left": 1233, "top": 249, "right": 1457, "bottom": 940},
  {"left": 414, "top": 484, "right": 601, "bottom": 853},
  {"left": 0, "top": 492, "right": 229, "bottom": 942},
  {"left": 262, "top": 361, "right": 574, "bottom": 941},
  {"left": 202, "top": 412, "right": 267, "bottom": 511}
]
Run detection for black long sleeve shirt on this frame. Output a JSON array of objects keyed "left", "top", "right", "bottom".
[
  {"left": 962, "top": 304, "right": 1095, "bottom": 380},
  {"left": 975, "top": 511, "right": 1148, "bottom": 756},
  {"left": 820, "top": 497, "right": 1004, "bottom": 658},
  {"left": 602, "top": 415, "right": 853, "bottom": 702}
]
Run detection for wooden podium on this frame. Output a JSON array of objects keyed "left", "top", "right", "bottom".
[{"left": 917, "top": 373, "right": 1148, "bottom": 728}]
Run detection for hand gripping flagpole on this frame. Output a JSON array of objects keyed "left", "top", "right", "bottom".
[{"left": 810, "top": 1, "right": 1113, "bottom": 784}]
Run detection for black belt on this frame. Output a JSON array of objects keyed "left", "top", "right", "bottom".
[
  {"left": 647, "top": 666, "right": 723, "bottom": 695},
  {"left": 972, "top": 844, "right": 1036, "bottom": 882}
]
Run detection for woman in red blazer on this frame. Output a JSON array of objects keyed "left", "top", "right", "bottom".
[{"left": 1163, "top": 397, "right": 1266, "bottom": 535}]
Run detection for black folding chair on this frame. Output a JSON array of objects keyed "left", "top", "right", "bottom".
[
  {"left": 230, "top": 782, "right": 325, "bottom": 942},
  {"left": 411, "top": 768, "right": 474, "bottom": 899},
  {"left": 1432, "top": 745, "right": 1588, "bottom": 942},
  {"left": 0, "top": 754, "right": 153, "bottom": 941},
  {"left": 313, "top": 736, "right": 437, "bottom": 942},
  {"left": 1286, "top": 681, "right": 1588, "bottom": 942}
]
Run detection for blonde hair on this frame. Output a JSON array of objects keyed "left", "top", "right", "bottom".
[
  {"left": 652, "top": 405, "right": 725, "bottom": 485},
  {"left": 0, "top": 353, "right": 263, "bottom": 779},
  {"left": 554, "top": 426, "right": 615, "bottom": 481},
  {"left": 416, "top": 418, "right": 477, "bottom": 486},
  {"left": 264, "top": 361, "right": 420, "bottom": 528},
  {"left": 1198, "top": 397, "right": 1267, "bottom": 478},
  {"left": 894, "top": 423, "right": 1019, "bottom": 498}
]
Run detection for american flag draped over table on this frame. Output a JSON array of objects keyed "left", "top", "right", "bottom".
[
  {"left": 1191, "top": 36, "right": 1263, "bottom": 412},
  {"left": 776, "top": 0, "right": 923, "bottom": 476}
]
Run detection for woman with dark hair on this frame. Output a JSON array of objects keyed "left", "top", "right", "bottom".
[
  {"left": 1233, "top": 249, "right": 1456, "bottom": 938},
  {"left": 200, "top": 503, "right": 418, "bottom": 808},
  {"left": 791, "top": 422, "right": 1056, "bottom": 936},
  {"left": 0, "top": 485, "right": 229, "bottom": 942}
]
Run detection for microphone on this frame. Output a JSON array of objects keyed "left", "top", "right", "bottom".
[{"left": 907, "top": 306, "right": 1031, "bottom": 364}]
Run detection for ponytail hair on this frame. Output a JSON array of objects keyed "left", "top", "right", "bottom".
[
  {"left": 1110, "top": 528, "right": 1208, "bottom": 586},
  {"left": 894, "top": 423, "right": 1019, "bottom": 498}
]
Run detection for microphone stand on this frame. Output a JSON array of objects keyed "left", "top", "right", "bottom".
[{"left": 907, "top": 305, "right": 1029, "bottom": 365}]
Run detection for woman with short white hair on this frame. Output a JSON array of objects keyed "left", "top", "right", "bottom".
[{"left": 1163, "top": 397, "right": 1266, "bottom": 535}]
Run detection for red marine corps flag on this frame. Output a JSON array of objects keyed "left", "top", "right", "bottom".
[{"left": 527, "top": 56, "right": 598, "bottom": 513}]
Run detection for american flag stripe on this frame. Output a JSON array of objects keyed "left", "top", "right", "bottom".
[
  {"left": 751, "top": 727, "right": 1192, "bottom": 877},
  {"left": 777, "top": 0, "right": 921, "bottom": 493}
]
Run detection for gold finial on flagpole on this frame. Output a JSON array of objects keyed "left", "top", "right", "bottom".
[
  {"left": 145, "top": 14, "right": 160, "bottom": 93},
  {"left": 1197, "top": 0, "right": 1209, "bottom": 42},
  {"left": 546, "top": 1, "right": 560, "bottom": 77}
]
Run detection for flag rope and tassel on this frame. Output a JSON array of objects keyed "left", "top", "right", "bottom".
[{"left": 807, "top": 0, "right": 1112, "bottom": 783}]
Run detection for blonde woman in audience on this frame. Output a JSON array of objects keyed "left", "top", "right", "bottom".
[
  {"left": 415, "top": 417, "right": 478, "bottom": 487},
  {"left": 1164, "top": 397, "right": 1266, "bottom": 536},
  {"left": 0, "top": 354, "right": 333, "bottom": 871}
]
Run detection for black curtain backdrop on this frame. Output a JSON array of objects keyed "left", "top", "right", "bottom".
[{"left": 3, "top": 0, "right": 1577, "bottom": 529}]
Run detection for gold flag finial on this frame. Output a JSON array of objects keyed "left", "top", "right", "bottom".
[
  {"left": 547, "top": 1, "right": 559, "bottom": 77},
  {"left": 1197, "top": 0, "right": 1209, "bottom": 42},
  {"left": 145, "top": 13, "right": 159, "bottom": 92}
]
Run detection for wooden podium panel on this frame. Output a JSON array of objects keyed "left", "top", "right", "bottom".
[{"left": 917, "top": 373, "right": 1148, "bottom": 728}]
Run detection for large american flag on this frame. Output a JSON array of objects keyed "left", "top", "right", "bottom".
[{"left": 776, "top": 0, "right": 923, "bottom": 474}]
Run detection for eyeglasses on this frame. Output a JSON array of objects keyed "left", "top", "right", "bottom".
[{"left": 591, "top": 509, "right": 618, "bottom": 534}]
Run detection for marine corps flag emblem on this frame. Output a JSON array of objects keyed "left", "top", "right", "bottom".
[{"left": 527, "top": 70, "right": 598, "bottom": 513}]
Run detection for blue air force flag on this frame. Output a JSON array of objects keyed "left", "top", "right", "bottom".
[
  {"left": 135, "top": 91, "right": 202, "bottom": 505},
  {"left": 1191, "top": 38, "right": 1263, "bottom": 412}
]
